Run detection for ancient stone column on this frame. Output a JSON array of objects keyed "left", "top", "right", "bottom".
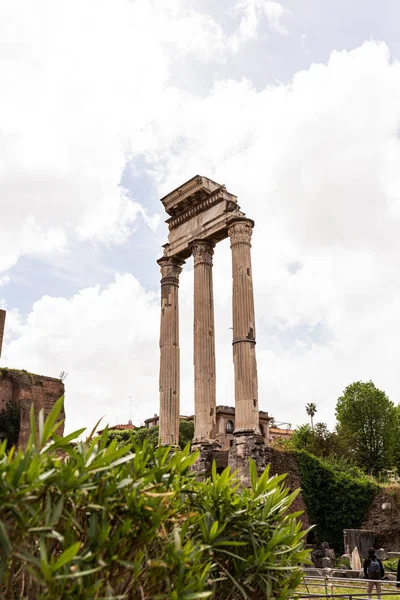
[
  {"left": 192, "top": 240, "right": 218, "bottom": 447},
  {"left": 228, "top": 220, "right": 260, "bottom": 434},
  {"left": 158, "top": 257, "right": 185, "bottom": 447},
  {"left": 0, "top": 310, "right": 5, "bottom": 359}
]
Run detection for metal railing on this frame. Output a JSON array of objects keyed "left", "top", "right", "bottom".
[{"left": 293, "top": 572, "right": 400, "bottom": 599}]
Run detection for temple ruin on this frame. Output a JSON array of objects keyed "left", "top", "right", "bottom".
[{"left": 157, "top": 175, "right": 263, "bottom": 463}]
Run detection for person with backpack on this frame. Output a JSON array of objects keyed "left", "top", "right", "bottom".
[{"left": 363, "top": 547, "right": 385, "bottom": 599}]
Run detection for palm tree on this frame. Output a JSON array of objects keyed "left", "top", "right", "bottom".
[{"left": 306, "top": 403, "right": 317, "bottom": 431}]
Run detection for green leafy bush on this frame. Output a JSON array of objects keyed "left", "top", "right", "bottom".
[
  {"left": 0, "top": 399, "right": 309, "bottom": 599},
  {"left": 105, "top": 421, "right": 194, "bottom": 451},
  {"left": 0, "top": 400, "right": 20, "bottom": 449},
  {"left": 294, "top": 450, "right": 378, "bottom": 553}
]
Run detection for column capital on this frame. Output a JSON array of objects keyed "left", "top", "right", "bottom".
[
  {"left": 228, "top": 219, "right": 254, "bottom": 248},
  {"left": 157, "top": 256, "right": 185, "bottom": 285},
  {"left": 191, "top": 239, "right": 215, "bottom": 267}
]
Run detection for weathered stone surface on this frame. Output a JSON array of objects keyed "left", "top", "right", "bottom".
[
  {"left": 325, "top": 548, "right": 336, "bottom": 561},
  {"left": 322, "top": 557, "right": 334, "bottom": 568},
  {"left": 158, "top": 257, "right": 184, "bottom": 447},
  {"left": 160, "top": 176, "right": 243, "bottom": 259},
  {"left": 363, "top": 488, "right": 400, "bottom": 551},
  {"left": 229, "top": 220, "right": 259, "bottom": 434},
  {"left": 192, "top": 240, "right": 217, "bottom": 446},
  {"left": 321, "top": 541, "right": 330, "bottom": 554},
  {"left": 0, "top": 368, "right": 64, "bottom": 448},
  {"left": 344, "top": 529, "right": 375, "bottom": 560},
  {"left": 158, "top": 176, "right": 263, "bottom": 470},
  {"left": 0, "top": 310, "right": 5, "bottom": 359},
  {"left": 191, "top": 447, "right": 227, "bottom": 477}
]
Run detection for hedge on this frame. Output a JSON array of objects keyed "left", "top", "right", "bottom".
[{"left": 294, "top": 450, "right": 378, "bottom": 553}]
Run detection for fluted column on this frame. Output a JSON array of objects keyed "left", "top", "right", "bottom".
[
  {"left": 158, "top": 256, "right": 185, "bottom": 447},
  {"left": 192, "top": 240, "right": 218, "bottom": 446},
  {"left": 229, "top": 220, "right": 260, "bottom": 434}
]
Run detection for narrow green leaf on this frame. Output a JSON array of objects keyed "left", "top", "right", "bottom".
[
  {"left": 40, "top": 396, "right": 65, "bottom": 447},
  {"left": 53, "top": 542, "right": 81, "bottom": 571}
]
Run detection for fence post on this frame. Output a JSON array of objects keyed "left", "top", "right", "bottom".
[{"left": 323, "top": 573, "right": 329, "bottom": 598}]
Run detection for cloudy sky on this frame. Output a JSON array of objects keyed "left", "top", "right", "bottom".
[{"left": 2, "top": 0, "right": 400, "bottom": 435}]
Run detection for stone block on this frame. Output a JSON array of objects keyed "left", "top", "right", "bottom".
[
  {"left": 322, "top": 557, "right": 334, "bottom": 568},
  {"left": 321, "top": 541, "right": 330, "bottom": 553},
  {"left": 325, "top": 548, "right": 336, "bottom": 560}
]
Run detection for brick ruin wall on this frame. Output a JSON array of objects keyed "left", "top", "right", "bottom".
[
  {"left": 0, "top": 368, "right": 65, "bottom": 448},
  {"left": 0, "top": 310, "right": 5, "bottom": 359}
]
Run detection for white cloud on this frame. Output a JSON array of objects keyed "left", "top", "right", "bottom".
[
  {"left": 0, "top": 276, "right": 10, "bottom": 288},
  {"left": 2, "top": 3, "right": 400, "bottom": 436},
  {"left": 1, "top": 0, "right": 282, "bottom": 275},
  {"left": 142, "top": 41, "right": 400, "bottom": 427},
  {"left": 230, "top": 0, "right": 289, "bottom": 50},
  {"left": 4, "top": 275, "right": 160, "bottom": 433}
]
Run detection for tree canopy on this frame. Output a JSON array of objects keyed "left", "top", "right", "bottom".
[{"left": 335, "top": 380, "right": 397, "bottom": 474}]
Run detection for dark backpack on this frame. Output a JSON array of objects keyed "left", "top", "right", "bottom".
[{"left": 368, "top": 558, "right": 381, "bottom": 580}]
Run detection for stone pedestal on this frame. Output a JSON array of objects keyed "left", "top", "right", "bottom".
[
  {"left": 228, "top": 431, "right": 265, "bottom": 486},
  {"left": 192, "top": 240, "right": 218, "bottom": 448},
  {"left": 158, "top": 257, "right": 185, "bottom": 447},
  {"left": 229, "top": 220, "right": 260, "bottom": 434}
]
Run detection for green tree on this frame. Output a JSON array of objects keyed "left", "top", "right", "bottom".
[
  {"left": 335, "top": 381, "right": 397, "bottom": 474},
  {"left": 179, "top": 420, "right": 195, "bottom": 449},
  {"left": 305, "top": 403, "right": 317, "bottom": 430},
  {"left": 289, "top": 422, "right": 349, "bottom": 460},
  {"left": 106, "top": 421, "right": 194, "bottom": 451},
  {"left": 0, "top": 401, "right": 20, "bottom": 449}
]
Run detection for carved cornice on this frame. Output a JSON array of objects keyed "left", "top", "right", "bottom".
[
  {"left": 173, "top": 176, "right": 203, "bottom": 201},
  {"left": 167, "top": 188, "right": 232, "bottom": 230},
  {"left": 192, "top": 240, "right": 214, "bottom": 266},
  {"left": 228, "top": 221, "right": 253, "bottom": 247}
]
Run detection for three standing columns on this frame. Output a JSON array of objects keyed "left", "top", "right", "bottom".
[
  {"left": 158, "top": 257, "right": 185, "bottom": 447},
  {"left": 228, "top": 220, "right": 260, "bottom": 434},
  {"left": 158, "top": 218, "right": 260, "bottom": 447},
  {"left": 192, "top": 240, "right": 217, "bottom": 446}
]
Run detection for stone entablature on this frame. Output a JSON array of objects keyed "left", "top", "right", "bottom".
[{"left": 160, "top": 175, "right": 247, "bottom": 260}]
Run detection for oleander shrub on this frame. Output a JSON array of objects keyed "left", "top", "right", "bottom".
[{"left": 0, "top": 399, "right": 309, "bottom": 599}]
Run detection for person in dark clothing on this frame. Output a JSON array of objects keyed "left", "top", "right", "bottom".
[
  {"left": 363, "top": 547, "right": 384, "bottom": 599},
  {"left": 396, "top": 559, "right": 400, "bottom": 589}
]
